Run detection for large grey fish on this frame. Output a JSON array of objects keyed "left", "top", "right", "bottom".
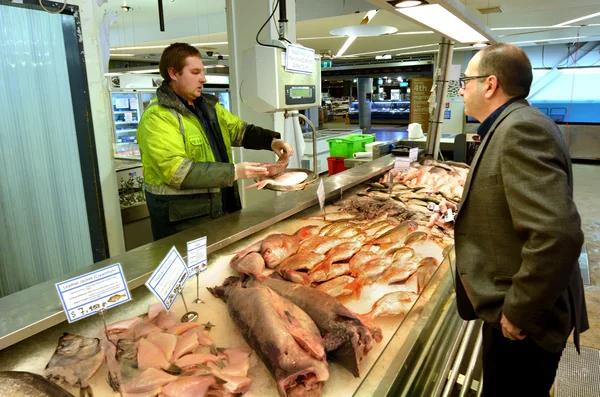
[
  {"left": 44, "top": 333, "right": 105, "bottom": 396},
  {"left": 0, "top": 371, "right": 74, "bottom": 397},
  {"left": 259, "top": 277, "right": 381, "bottom": 377},
  {"left": 209, "top": 278, "right": 329, "bottom": 397}
]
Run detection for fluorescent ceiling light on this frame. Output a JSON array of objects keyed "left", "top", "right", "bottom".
[
  {"left": 560, "top": 67, "right": 600, "bottom": 75},
  {"left": 330, "top": 25, "right": 398, "bottom": 37},
  {"left": 554, "top": 12, "right": 600, "bottom": 27},
  {"left": 471, "top": 42, "right": 488, "bottom": 48},
  {"left": 342, "top": 43, "right": 437, "bottom": 57},
  {"left": 395, "top": 0, "right": 424, "bottom": 8},
  {"left": 510, "top": 36, "right": 586, "bottom": 45},
  {"left": 336, "top": 36, "right": 356, "bottom": 57},
  {"left": 298, "top": 36, "right": 346, "bottom": 41},
  {"left": 376, "top": 54, "right": 392, "bottom": 60},
  {"left": 491, "top": 25, "right": 579, "bottom": 31},
  {"left": 110, "top": 53, "right": 136, "bottom": 57},
  {"left": 396, "top": 49, "right": 439, "bottom": 56},
  {"left": 335, "top": 9, "right": 378, "bottom": 57},
  {"left": 129, "top": 69, "right": 159, "bottom": 74},
  {"left": 395, "top": 30, "right": 434, "bottom": 35},
  {"left": 111, "top": 41, "right": 228, "bottom": 51},
  {"left": 396, "top": 4, "right": 488, "bottom": 43}
]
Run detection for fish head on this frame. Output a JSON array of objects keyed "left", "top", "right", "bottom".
[{"left": 262, "top": 246, "right": 288, "bottom": 267}]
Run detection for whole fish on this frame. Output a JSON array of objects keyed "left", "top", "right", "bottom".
[
  {"left": 278, "top": 252, "right": 326, "bottom": 272},
  {"left": 0, "top": 371, "right": 74, "bottom": 397},
  {"left": 246, "top": 171, "right": 308, "bottom": 190},
  {"left": 230, "top": 252, "right": 267, "bottom": 280},
  {"left": 371, "top": 220, "right": 419, "bottom": 244},
  {"left": 209, "top": 279, "right": 328, "bottom": 397},
  {"left": 405, "top": 257, "right": 439, "bottom": 294},
  {"left": 316, "top": 276, "right": 356, "bottom": 297},
  {"left": 306, "top": 211, "right": 358, "bottom": 221},
  {"left": 44, "top": 333, "right": 105, "bottom": 395},
  {"left": 309, "top": 262, "right": 351, "bottom": 283},
  {"left": 365, "top": 291, "right": 419, "bottom": 318},
  {"left": 262, "top": 157, "right": 290, "bottom": 177},
  {"left": 381, "top": 257, "right": 421, "bottom": 284},
  {"left": 259, "top": 277, "right": 380, "bottom": 377},
  {"left": 314, "top": 241, "right": 363, "bottom": 273}
]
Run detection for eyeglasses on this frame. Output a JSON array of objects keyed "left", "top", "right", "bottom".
[{"left": 459, "top": 75, "right": 490, "bottom": 89}]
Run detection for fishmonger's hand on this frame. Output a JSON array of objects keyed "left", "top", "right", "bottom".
[
  {"left": 271, "top": 139, "right": 294, "bottom": 159},
  {"left": 234, "top": 162, "right": 269, "bottom": 180},
  {"left": 427, "top": 199, "right": 457, "bottom": 230}
]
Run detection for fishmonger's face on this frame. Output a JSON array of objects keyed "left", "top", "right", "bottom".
[{"left": 173, "top": 56, "right": 207, "bottom": 101}]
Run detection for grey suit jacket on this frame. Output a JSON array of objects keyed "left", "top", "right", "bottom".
[{"left": 454, "top": 99, "right": 589, "bottom": 353}]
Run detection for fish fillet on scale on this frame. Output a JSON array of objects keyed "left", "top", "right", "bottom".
[{"left": 246, "top": 171, "right": 308, "bottom": 190}]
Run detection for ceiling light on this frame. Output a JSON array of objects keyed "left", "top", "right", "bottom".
[
  {"left": 490, "top": 26, "right": 579, "bottom": 31},
  {"left": 396, "top": 4, "right": 488, "bottom": 43},
  {"left": 510, "top": 36, "right": 586, "bottom": 45},
  {"left": 336, "top": 36, "right": 356, "bottom": 57},
  {"left": 471, "top": 42, "right": 488, "bottom": 48},
  {"left": 554, "top": 12, "right": 600, "bottom": 27},
  {"left": 394, "top": 0, "right": 424, "bottom": 8},
  {"left": 477, "top": 6, "right": 503, "bottom": 15},
  {"left": 121, "top": 0, "right": 131, "bottom": 12},
  {"left": 110, "top": 53, "right": 136, "bottom": 57},
  {"left": 330, "top": 25, "right": 398, "bottom": 37},
  {"left": 129, "top": 69, "right": 160, "bottom": 74},
  {"left": 376, "top": 54, "right": 392, "bottom": 60}
]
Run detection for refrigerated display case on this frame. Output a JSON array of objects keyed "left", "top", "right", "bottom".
[
  {"left": 349, "top": 100, "right": 411, "bottom": 124},
  {"left": 111, "top": 90, "right": 143, "bottom": 158}
]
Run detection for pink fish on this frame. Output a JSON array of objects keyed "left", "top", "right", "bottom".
[
  {"left": 229, "top": 252, "right": 267, "bottom": 280},
  {"left": 161, "top": 375, "right": 217, "bottom": 397},
  {"left": 137, "top": 339, "right": 171, "bottom": 371},
  {"left": 246, "top": 171, "right": 308, "bottom": 190},
  {"left": 172, "top": 330, "right": 200, "bottom": 360},
  {"left": 122, "top": 368, "right": 178, "bottom": 394},
  {"left": 146, "top": 332, "right": 178, "bottom": 362}
]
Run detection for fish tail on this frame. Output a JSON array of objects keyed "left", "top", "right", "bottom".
[
  {"left": 246, "top": 180, "right": 269, "bottom": 189},
  {"left": 347, "top": 277, "right": 362, "bottom": 299}
]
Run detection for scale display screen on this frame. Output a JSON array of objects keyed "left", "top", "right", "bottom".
[{"left": 285, "top": 85, "right": 316, "bottom": 106}]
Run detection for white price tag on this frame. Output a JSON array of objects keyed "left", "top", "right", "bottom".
[
  {"left": 124, "top": 112, "right": 133, "bottom": 122},
  {"left": 187, "top": 236, "right": 207, "bottom": 274},
  {"left": 55, "top": 264, "right": 131, "bottom": 323},
  {"left": 394, "top": 158, "right": 411, "bottom": 172},
  {"left": 317, "top": 178, "right": 326, "bottom": 212},
  {"left": 409, "top": 147, "right": 419, "bottom": 161},
  {"left": 285, "top": 44, "right": 315, "bottom": 74},
  {"left": 129, "top": 96, "right": 138, "bottom": 109},
  {"left": 145, "top": 247, "right": 189, "bottom": 311}
]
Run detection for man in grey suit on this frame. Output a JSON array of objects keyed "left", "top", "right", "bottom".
[{"left": 441, "top": 43, "right": 588, "bottom": 396}]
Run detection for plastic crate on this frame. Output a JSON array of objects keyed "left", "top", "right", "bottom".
[
  {"left": 327, "top": 134, "right": 375, "bottom": 158},
  {"left": 327, "top": 156, "right": 348, "bottom": 175}
]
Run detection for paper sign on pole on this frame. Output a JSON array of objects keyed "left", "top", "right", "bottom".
[
  {"left": 145, "top": 247, "right": 189, "bottom": 311},
  {"left": 55, "top": 264, "right": 131, "bottom": 323},
  {"left": 187, "top": 236, "right": 207, "bottom": 274}
]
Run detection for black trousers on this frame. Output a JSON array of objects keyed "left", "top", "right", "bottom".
[{"left": 481, "top": 323, "right": 563, "bottom": 397}]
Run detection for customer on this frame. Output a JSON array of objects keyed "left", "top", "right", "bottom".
[
  {"left": 435, "top": 43, "right": 588, "bottom": 397},
  {"left": 137, "top": 43, "right": 294, "bottom": 240}
]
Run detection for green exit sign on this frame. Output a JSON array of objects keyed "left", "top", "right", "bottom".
[{"left": 321, "top": 60, "right": 332, "bottom": 68}]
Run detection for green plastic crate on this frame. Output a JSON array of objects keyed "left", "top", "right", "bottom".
[{"left": 327, "top": 134, "right": 375, "bottom": 158}]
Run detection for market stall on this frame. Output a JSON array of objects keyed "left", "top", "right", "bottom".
[{"left": 0, "top": 156, "right": 467, "bottom": 397}]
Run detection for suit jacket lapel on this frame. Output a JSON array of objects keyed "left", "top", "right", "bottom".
[{"left": 456, "top": 100, "right": 530, "bottom": 221}]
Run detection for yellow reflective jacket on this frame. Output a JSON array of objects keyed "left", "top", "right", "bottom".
[{"left": 137, "top": 84, "right": 248, "bottom": 195}]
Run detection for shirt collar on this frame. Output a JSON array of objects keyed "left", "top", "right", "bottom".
[{"left": 477, "top": 97, "right": 522, "bottom": 140}]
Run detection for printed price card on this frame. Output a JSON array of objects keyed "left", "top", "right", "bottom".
[
  {"left": 285, "top": 44, "right": 315, "bottom": 74},
  {"left": 317, "top": 178, "right": 326, "bottom": 212},
  {"left": 56, "top": 264, "right": 131, "bottom": 323},
  {"left": 145, "top": 247, "right": 189, "bottom": 311},
  {"left": 187, "top": 236, "right": 207, "bottom": 274}
]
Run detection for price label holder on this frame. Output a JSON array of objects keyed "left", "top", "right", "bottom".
[
  {"left": 55, "top": 264, "right": 131, "bottom": 340},
  {"left": 187, "top": 236, "right": 207, "bottom": 304},
  {"left": 285, "top": 44, "right": 315, "bottom": 75},
  {"left": 145, "top": 246, "right": 190, "bottom": 312}
]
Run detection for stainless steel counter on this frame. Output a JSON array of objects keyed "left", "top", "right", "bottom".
[{"left": 0, "top": 156, "right": 394, "bottom": 351}]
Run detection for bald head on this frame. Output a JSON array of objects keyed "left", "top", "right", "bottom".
[{"left": 476, "top": 43, "right": 533, "bottom": 98}]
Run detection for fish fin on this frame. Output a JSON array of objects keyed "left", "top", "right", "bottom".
[{"left": 346, "top": 277, "right": 362, "bottom": 299}]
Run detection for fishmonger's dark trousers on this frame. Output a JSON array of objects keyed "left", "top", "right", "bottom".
[{"left": 481, "top": 323, "right": 563, "bottom": 397}]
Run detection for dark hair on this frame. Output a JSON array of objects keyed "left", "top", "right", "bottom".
[
  {"left": 477, "top": 43, "right": 533, "bottom": 98},
  {"left": 159, "top": 43, "right": 201, "bottom": 83}
]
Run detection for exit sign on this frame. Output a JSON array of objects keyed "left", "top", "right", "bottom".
[{"left": 321, "top": 60, "right": 332, "bottom": 68}]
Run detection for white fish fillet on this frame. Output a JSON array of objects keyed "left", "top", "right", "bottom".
[{"left": 246, "top": 171, "right": 308, "bottom": 190}]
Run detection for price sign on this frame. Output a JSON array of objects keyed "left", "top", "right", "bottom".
[
  {"left": 145, "top": 247, "right": 189, "bottom": 311},
  {"left": 187, "top": 236, "right": 207, "bottom": 274},
  {"left": 317, "top": 178, "right": 326, "bottom": 212},
  {"left": 285, "top": 44, "right": 315, "bottom": 74},
  {"left": 56, "top": 264, "right": 131, "bottom": 323}
]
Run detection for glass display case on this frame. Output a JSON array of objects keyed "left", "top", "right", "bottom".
[
  {"left": 111, "top": 90, "right": 147, "bottom": 158},
  {"left": 349, "top": 100, "right": 411, "bottom": 124}
]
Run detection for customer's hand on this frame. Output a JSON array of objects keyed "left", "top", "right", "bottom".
[
  {"left": 427, "top": 199, "right": 458, "bottom": 230},
  {"left": 234, "top": 162, "right": 269, "bottom": 180},
  {"left": 271, "top": 139, "right": 294, "bottom": 158},
  {"left": 501, "top": 312, "right": 527, "bottom": 341}
]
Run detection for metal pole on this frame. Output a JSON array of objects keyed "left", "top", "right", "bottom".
[
  {"left": 426, "top": 37, "right": 455, "bottom": 159},
  {"left": 157, "top": 0, "right": 165, "bottom": 32},
  {"left": 357, "top": 77, "right": 373, "bottom": 134},
  {"left": 459, "top": 324, "right": 483, "bottom": 397},
  {"left": 441, "top": 320, "right": 477, "bottom": 397}
]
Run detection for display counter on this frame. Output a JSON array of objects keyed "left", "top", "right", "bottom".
[{"left": 0, "top": 156, "right": 468, "bottom": 396}]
